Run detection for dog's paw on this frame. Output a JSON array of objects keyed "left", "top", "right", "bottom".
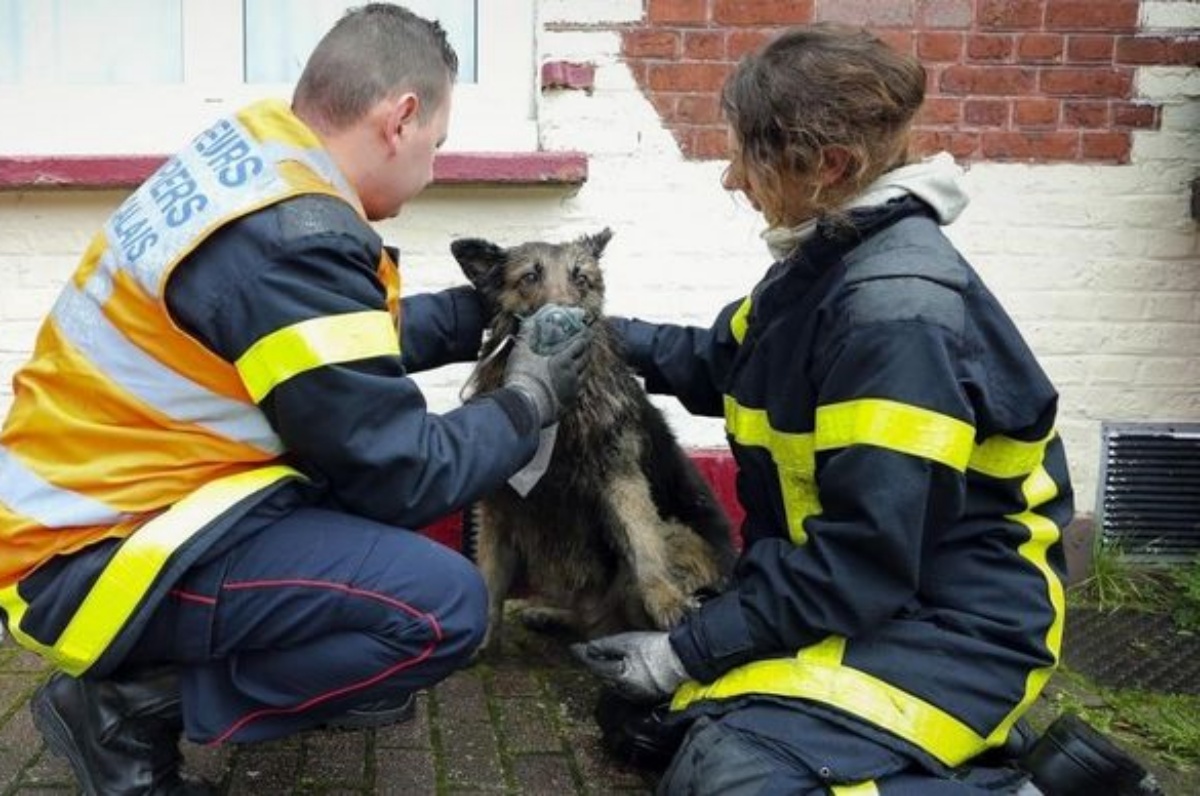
[
  {"left": 516, "top": 605, "right": 577, "bottom": 635},
  {"left": 641, "top": 579, "right": 690, "bottom": 629}
]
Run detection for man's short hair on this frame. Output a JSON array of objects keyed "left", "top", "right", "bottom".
[{"left": 294, "top": 3, "right": 458, "bottom": 131}]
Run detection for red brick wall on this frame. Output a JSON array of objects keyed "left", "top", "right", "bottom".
[{"left": 611, "top": 0, "right": 1199, "bottom": 163}]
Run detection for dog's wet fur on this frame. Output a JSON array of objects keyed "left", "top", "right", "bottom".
[{"left": 452, "top": 228, "right": 735, "bottom": 648}]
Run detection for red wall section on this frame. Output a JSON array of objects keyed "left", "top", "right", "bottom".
[{"left": 589, "top": 0, "right": 1200, "bottom": 163}]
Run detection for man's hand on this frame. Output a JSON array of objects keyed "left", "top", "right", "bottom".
[
  {"left": 571, "top": 632, "right": 689, "bottom": 703},
  {"left": 503, "top": 322, "right": 590, "bottom": 428}
]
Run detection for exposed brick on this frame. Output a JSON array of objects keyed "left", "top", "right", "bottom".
[
  {"left": 541, "top": 61, "right": 597, "bottom": 93},
  {"left": 1014, "top": 98, "right": 1060, "bottom": 127},
  {"left": 623, "top": 29, "right": 680, "bottom": 59},
  {"left": 912, "top": 129, "right": 981, "bottom": 159},
  {"left": 877, "top": 29, "right": 916, "bottom": 56},
  {"left": 964, "top": 99, "right": 1010, "bottom": 127},
  {"left": 1045, "top": 0, "right": 1139, "bottom": 32},
  {"left": 626, "top": 60, "right": 648, "bottom": 85},
  {"left": 940, "top": 65, "right": 1037, "bottom": 96},
  {"left": 728, "top": 30, "right": 775, "bottom": 59},
  {"left": 1039, "top": 67, "right": 1133, "bottom": 98},
  {"left": 967, "top": 34, "right": 1015, "bottom": 62},
  {"left": 715, "top": 0, "right": 814, "bottom": 26},
  {"left": 918, "top": 0, "right": 973, "bottom": 29},
  {"left": 683, "top": 30, "right": 727, "bottom": 60},
  {"left": 676, "top": 93, "right": 723, "bottom": 125},
  {"left": 1017, "top": 33, "right": 1065, "bottom": 63},
  {"left": 1112, "top": 102, "right": 1160, "bottom": 130},
  {"left": 814, "top": 0, "right": 914, "bottom": 27},
  {"left": 1116, "top": 35, "right": 1200, "bottom": 67},
  {"left": 981, "top": 130, "right": 1080, "bottom": 161},
  {"left": 1080, "top": 131, "right": 1131, "bottom": 163},
  {"left": 918, "top": 96, "right": 963, "bottom": 126},
  {"left": 687, "top": 127, "right": 732, "bottom": 159},
  {"left": 650, "top": 91, "right": 678, "bottom": 120},
  {"left": 918, "top": 31, "right": 963, "bottom": 62},
  {"left": 1066, "top": 35, "right": 1115, "bottom": 63},
  {"left": 647, "top": 0, "right": 709, "bottom": 25},
  {"left": 647, "top": 61, "right": 732, "bottom": 92},
  {"left": 1063, "top": 100, "right": 1111, "bottom": 128},
  {"left": 979, "top": 0, "right": 1045, "bottom": 31}
]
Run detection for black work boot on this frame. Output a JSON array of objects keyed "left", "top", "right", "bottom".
[
  {"left": 1019, "top": 713, "right": 1164, "bottom": 796},
  {"left": 324, "top": 692, "right": 417, "bottom": 730},
  {"left": 30, "top": 666, "right": 215, "bottom": 796}
]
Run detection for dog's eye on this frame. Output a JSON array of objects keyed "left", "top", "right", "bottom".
[
  {"left": 571, "top": 268, "right": 591, "bottom": 288},
  {"left": 519, "top": 270, "right": 540, "bottom": 287}
]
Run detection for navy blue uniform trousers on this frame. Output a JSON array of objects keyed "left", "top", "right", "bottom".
[
  {"left": 126, "top": 506, "right": 487, "bottom": 744},
  {"left": 657, "top": 707, "right": 1034, "bottom": 795}
]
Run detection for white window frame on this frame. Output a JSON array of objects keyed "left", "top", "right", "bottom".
[{"left": 0, "top": 0, "right": 536, "bottom": 156}]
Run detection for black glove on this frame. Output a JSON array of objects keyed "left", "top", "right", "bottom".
[
  {"left": 503, "top": 319, "right": 591, "bottom": 428},
  {"left": 571, "top": 632, "right": 690, "bottom": 703}
]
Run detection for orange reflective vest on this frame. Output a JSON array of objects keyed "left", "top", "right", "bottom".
[{"left": 0, "top": 99, "right": 400, "bottom": 676}]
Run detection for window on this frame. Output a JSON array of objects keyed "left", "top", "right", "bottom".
[{"left": 0, "top": 0, "right": 535, "bottom": 155}]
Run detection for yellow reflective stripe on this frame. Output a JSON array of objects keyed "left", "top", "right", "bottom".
[
  {"left": 985, "top": 461, "right": 1066, "bottom": 749},
  {"left": 969, "top": 433, "right": 1053, "bottom": 479},
  {"left": 237, "top": 311, "right": 399, "bottom": 402},
  {"left": 730, "top": 296, "right": 752, "bottom": 344},
  {"left": 237, "top": 99, "right": 324, "bottom": 148},
  {"left": 797, "top": 634, "right": 845, "bottom": 665},
  {"left": 816, "top": 399, "right": 975, "bottom": 472},
  {"left": 0, "top": 583, "right": 49, "bottom": 658},
  {"left": 723, "top": 396, "right": 819, "bottom": 544},
  {"left": 672, "top": 650, "right": 988, "bottom": 767},
  {"left": 48, "top": 465, "right": 300, "bottom": 676},
  {"left": 832, "top": 782, "right": 879, "bottom": 796}
]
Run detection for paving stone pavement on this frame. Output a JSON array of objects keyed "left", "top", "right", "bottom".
[
  {"left": 0, "top": 607, "right": 658, "bottom": 795},
  {"left": 7, "top": 608, "right": 1199, "bottom": 795}
]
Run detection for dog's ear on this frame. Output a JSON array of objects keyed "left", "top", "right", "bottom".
[
  {"left": 451, "top": 237, "right": 508, "bottom": 320},
  {"left": 582, "top": 227, "right": 613, "bottom": 260},
  {"left": 450, "top": 238, "right": 508, "bottom": 288}
]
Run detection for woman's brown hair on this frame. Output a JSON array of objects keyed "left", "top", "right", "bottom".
[{"left": 721, "top": 23, "right": 926, "bottom": 227}]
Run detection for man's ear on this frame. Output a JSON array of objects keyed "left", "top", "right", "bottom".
[{"left": 386, "top": 93, "right": 421, "bottom": 149}]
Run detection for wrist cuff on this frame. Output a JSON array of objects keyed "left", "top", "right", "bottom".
[{"left": 489, "top": 387, "right": 540, "bottom": 437}]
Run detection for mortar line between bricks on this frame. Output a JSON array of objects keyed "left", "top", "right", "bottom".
[
  {"left": 532, "top": 667, "right": 587, "bottom": 795},
  {"left": 426, "top": 682, "right": 450, "bottom": 794},
  {"left": 478, "top": 664, "right": 521, "bottom": 794}
]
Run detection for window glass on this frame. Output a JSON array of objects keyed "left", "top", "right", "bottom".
[
  {"left": 244, "top": 0, "right": 476, "bottom": 83},
  {"left": 0, "top": 0, "right": 532, "bottom": 156},
  {"left": 0, "top": 0, "right": 182, "bottom": 84}
]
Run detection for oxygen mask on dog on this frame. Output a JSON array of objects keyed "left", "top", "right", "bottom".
[
  {"left": 507, "top": 304, "right": 591, "bottom": 497},
  {"left": 522, "top": 304, "right": 589, "bottom": 354}
]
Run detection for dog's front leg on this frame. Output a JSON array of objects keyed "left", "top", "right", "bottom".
[
  {"left": 475, "top": 509, "right": 521, "bottom": 654},
  {"left": 602, "top": 471, "right": 690, "bottom": 630}
]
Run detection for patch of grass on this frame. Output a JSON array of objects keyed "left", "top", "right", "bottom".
[
  {"left": 1168, "top": 556, "right": 1200, "bottom": 632},
  {"left": 1068, "top": 542, "right": 1175, "bottom": 614},
  {"left": 1046, "top": 669, "right": 1200, "bottom": 771}
]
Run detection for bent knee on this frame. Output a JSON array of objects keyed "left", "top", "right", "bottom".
[{"left": 434, "top": 552, "right": 488, "bottom": 658}]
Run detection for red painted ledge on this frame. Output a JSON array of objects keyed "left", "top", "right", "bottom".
[{"left": 0, "top": 151, "right": 588, "bottom": 190}]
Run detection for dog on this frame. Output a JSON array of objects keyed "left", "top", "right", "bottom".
[{"left": 451, "top": 228, "right": 735, "bottom": 650}]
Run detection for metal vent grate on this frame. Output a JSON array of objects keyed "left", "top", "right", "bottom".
[{"left": 1097, "top": 422, "right": 1200, "bottom": 563}]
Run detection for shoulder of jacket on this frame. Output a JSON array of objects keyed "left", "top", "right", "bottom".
[
  {"left": 269, "top": 193, "right": 380, "bottom": 250},
  {"left": 837, "top": 217, "right": 968, "bottom": 332}
]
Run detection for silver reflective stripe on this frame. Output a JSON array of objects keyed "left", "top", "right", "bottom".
[
  {"left": 50, "top": 286, "right": 284, "bottom": 455},
  {"left": 0, "top": 446, "right": 125, "bottom": 528},
  {"left": 106, "top": 112, "right": 353, "bottom": 298}
]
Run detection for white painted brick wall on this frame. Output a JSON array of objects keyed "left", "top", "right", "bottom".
[{"left": 1, "top": 6, "right": 1197, "bottom": 517}]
